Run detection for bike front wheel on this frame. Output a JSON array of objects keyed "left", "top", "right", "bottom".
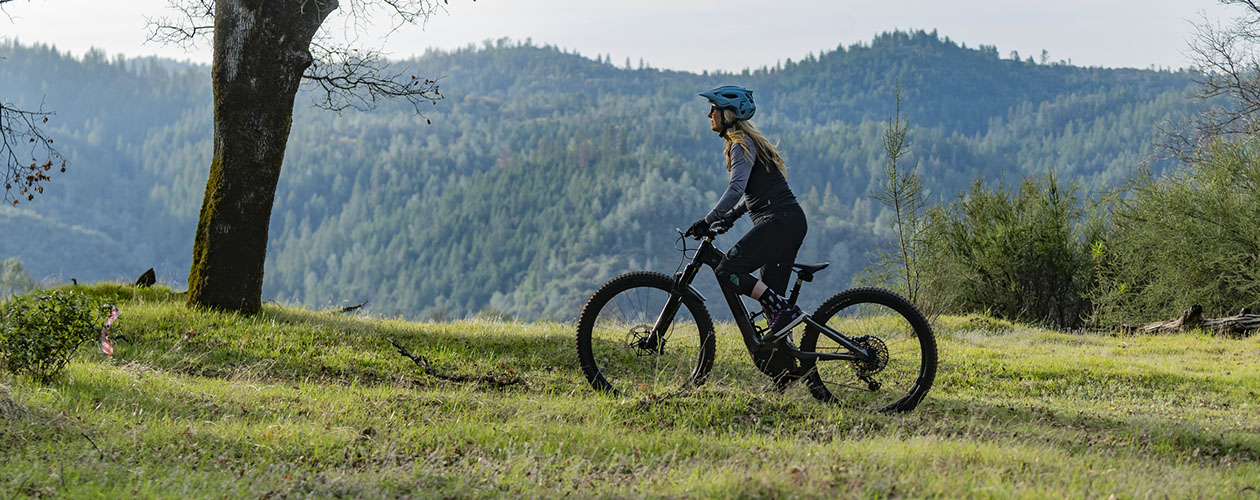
[
  {"left": 798, "top": 287, "right": 937, "bottom": 413},
  {"left": 575, "top": 271, "right": 716, "bottom": 397}
]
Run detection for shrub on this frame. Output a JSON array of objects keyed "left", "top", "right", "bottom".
[
  {"left": 918, "top": 173, "right": 1096, "bottom": 328},
  {"left": 1091, "top": 139, "right": 1260, "bottom": 326},
  {"left": 0, "top": 290, "right": 105, "bottom": 382}
]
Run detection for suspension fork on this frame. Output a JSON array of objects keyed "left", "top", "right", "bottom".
[
  {"left": 645, "top": 237, "right": 713, "bottom": 351},
  {"left": 644, "top": 262, "right": 701, "bottom": 351}
]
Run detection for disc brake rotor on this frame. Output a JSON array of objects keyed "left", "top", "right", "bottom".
[{"left": 625, "top": 325, "right": 664, "bottom": 356}]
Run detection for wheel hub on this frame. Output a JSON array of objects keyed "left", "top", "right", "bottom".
[
  {"left": 851, "top": 335, "right": 889, "bottom": 377},
  {"left": 625, "top": 325, "right": 665, "bottom": 355}
]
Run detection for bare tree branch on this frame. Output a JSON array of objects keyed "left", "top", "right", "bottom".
[
  {"left": 1, "top": 101, "right": 66, "bottom": 205},
  {"left": 144, "top": 0, "right": 450, "bottom": 50},
  {"left": 148, "top": 0, "right": 447, "bottom": 116},
  {"left": 330, "top": 0, "right": 449, "bottom": 39},
  {"left": 144, "top": 0, "right": 214, "bottom": 48},
  {"left": 1174, "top": 1, "right": 1260, "bottom": 156},
  {"left": 304, "top": 42, "right": 442, "bottom": 115},
  {"left": 304, "top": 0, "right": 449, "bottom": 116},
  {"left": 1, "top": 0, "right": 69, "bottom": 205}
]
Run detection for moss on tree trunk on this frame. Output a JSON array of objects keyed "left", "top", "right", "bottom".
[{"left": 186, "top": 0, "right": 336, "bottom": 313}]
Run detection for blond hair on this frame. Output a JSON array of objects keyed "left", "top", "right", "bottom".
[{"left": 720, "top": 109, "right": 787, "bottom": 176}]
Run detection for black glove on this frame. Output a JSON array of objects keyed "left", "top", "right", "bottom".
[
  {"left": 685, "top": 218, "right": 710, "bottom": 238},
  {"left": 713, "top": 211, "right": 739, "bottom": 231}
]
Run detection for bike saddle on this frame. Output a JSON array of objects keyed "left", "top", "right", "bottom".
[{"left": 792, "top": 262, "right": 830, "bottom": 282}]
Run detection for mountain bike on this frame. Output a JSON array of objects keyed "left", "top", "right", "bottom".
[{"left": 575, "top": 223, "right": 937, "bottom": 413}]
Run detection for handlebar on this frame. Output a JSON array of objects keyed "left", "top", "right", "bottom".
[{"left": 681, "top": 220, "right": 733, "bottom": 240}]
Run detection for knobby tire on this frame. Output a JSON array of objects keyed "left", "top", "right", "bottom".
[
  {"left": 575, "top": 271, "right": 716, "bottom": 396},
  {"left": 798, "top": 287, "right": 937, "bottom": 413}
]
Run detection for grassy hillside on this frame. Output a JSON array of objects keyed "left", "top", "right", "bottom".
[{"left": 2, "top": 284, "right": 1257, "bottom": 498}]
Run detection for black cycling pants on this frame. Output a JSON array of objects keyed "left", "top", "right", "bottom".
[{"left": 715, "top": 204, "right": 808, "bottom": 297}]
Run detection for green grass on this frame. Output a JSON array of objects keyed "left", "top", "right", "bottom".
[{"left": 2, "top": 284, "right": 1258, "bottom": 498}]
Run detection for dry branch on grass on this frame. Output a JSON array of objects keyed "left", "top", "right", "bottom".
[
  {"left": 1121, "top": 305, "right": 1260, "bottom": 337},
  {"left": 387, "top": 338, "right": 522, "bottom": 387},
  {"left": 80, "top": 431, "right": 106, "bottom": 462}
]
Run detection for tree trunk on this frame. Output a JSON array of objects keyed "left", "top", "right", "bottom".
[
  {"left": 186, "top": 0, "right": 336, "bottom": 312},
  {"left": 1121, "top": 305, "right": 1260, "bottom": 338}
]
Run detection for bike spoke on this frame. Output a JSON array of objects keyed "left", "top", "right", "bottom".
[{"left": 609, "top": 294, "right": 631, "bottom": 326}]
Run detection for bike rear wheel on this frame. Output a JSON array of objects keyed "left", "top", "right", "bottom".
[
  {"left": 798, "top": 287, "right": 937, "bottom": 413},
  {"left": 575, "top": 271, "right": 716, "bottom": 396}
]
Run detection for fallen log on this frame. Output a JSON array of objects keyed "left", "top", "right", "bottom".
[
  {"left": 337, "top": 300, "right": 368, "bottom": 314},
  {"left": 1121, "top": 305, "right": 1260, "bottom": 337}
]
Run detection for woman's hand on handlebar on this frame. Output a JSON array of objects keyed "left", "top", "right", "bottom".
[
  {"left": 684, "top": 218, "right": 731, "bottom": 239},
  {"left": 685, "top": 218, "right": 709, "bottom": 238}
]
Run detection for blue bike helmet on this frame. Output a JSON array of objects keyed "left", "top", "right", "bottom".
[{"left": 699, "top": 85, "right": 755, "bottom": 121}]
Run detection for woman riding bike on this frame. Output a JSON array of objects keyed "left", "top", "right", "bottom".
[{"left": 686, "top": 85, "right": 808, "bottom": 342}]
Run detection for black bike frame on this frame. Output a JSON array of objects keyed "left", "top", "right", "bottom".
[{"left": 649, "top": 235, "right": 875, "bottom": 364}]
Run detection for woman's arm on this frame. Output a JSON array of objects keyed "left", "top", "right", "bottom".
[{"left": 704, "top": 143, "right": 755, "bottom": 222}]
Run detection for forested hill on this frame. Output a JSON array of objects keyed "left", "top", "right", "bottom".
[{"left": 0, "top": 31, "right": 1198, "bottom": 319}]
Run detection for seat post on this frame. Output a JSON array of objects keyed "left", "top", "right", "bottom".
[
  {"left": 788, "top": 277, "right": 803, "bottom": 306},
  {"left": 787, "top": 262, "right": 828, "bottom": 306}
]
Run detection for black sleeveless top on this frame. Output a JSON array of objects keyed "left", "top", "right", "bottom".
[
  {"left": 743, "top": 148, "right": 798, "bottom": 219},
  {"left": 704, "top": 139, "right": 800, "bottom": 223}
]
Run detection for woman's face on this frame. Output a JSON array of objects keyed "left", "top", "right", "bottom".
[{"left": 708, "top": 105, "right": 723, "bottom": 132}]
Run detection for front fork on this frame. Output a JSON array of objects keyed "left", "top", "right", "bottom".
[{"left": 642, "top": 261, "right": 702, "bottom": 353}]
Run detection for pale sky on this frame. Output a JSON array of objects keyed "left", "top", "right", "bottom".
[{"left": 0, "top": 0, "right": 1241, "bottom": 72}]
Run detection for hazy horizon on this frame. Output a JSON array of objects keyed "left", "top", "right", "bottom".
[{"left": 0, "top": 0, "right": 1239, "bottom": 73}]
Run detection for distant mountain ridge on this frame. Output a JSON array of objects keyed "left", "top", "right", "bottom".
[{"left": 0, "top": 31, "right": 1199, "bottom": 319}]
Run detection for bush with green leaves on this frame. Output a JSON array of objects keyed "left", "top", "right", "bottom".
[
  {"left": 918, "top": 173, "right": 1097, "bottom": 328},
  {"left": 1091, "top": 139, "right": 1260, "bottom": 326},
  {"left": 0, "top": 290, "right": 105, "bottom": 382}
]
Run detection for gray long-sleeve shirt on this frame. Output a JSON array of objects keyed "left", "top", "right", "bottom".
[{"left": 703, "top": 142, "right": 754, "bottom": 223}]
